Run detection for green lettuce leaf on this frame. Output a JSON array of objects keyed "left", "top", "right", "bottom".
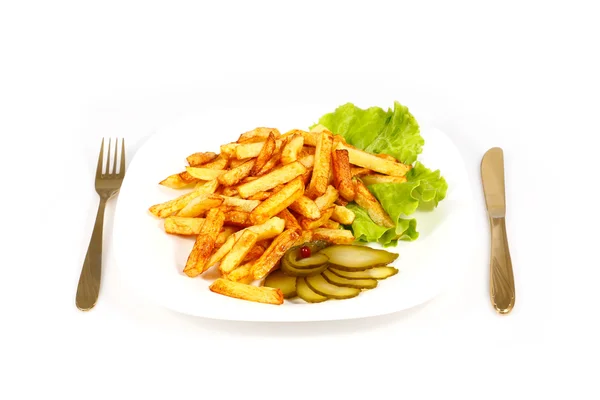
[{"left": 312, "top": 101, "right": 423, "bottom": 164}]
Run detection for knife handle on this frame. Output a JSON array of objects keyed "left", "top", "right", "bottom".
[{"left": 488, "top": 217, "right": 515, "bottom": 314}]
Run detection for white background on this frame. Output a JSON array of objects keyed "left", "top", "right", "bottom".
[{"left": 0, "top": 1, "right": 597, "bottom": 399}]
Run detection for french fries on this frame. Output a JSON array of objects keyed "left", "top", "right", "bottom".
[
  {"left": 220, "top": 196, "right": 261, "bottom": 212},
  {"left": 210, "top": 278, "right": 284, "bottom": 305},
  {"left": 277, "top": 208, "right": 302, "bottom": 232},
  {"left": 289, "top": 195, "right": 321, "bottom": 219},
  {"left": 200, "top": 155, "right": 229, "bottom": 170},
  {"left": 360, "top": 174, "right": 408, "bottom": 185},
  {"left": 237, "top": 161, "right": 306, "bottom": 198},
  {"left": 235, "top": 140, "right": 282, "bottom": 160},
  {"left": 237, "top": 127, "right": 280, "bottom": 143},
  {"left": 185, "top": 166, "right": 225, "bottom": 181},
  {"left": 312, "top": 228, "right": 355, "bottom": 244},
  {"left": 299, "top": 206, "right": 335, "bottom": 230},
  {"left": 336, "top": 142, "right": 410, "bottom": 176},
  {"left": 224, "top": 210, "right": 253, "bottom": 227},
  {"left": 164, "top": 216, "right": 204, "bottom": 235},
  {"left": 218, "top": 159, "right": 255, "bottom": 186},
  {"left": 331, "top": 205, "right": 356, "bottom": 225},
  {"left": 332, "top": 149, "right": 355, "bottom": 201},
  {"left": 280, "top": 134, "right": 304, "bottom": 164},
  {"left": 322, "top": 219, "right": 340, "bottom": 229},
  {"left": 149, "top": 179, "right": 219, "bottom": 218},
  {"left": 184, "top": 208, "right": 225, "bottom": 277},
  {"left": 251, "top": 133, "right": 276, "bottom": 175},
  {"left": 159, "top": 172, "right": 197, "bottom": 189},
  {"left": 306, "top": 131, "right": 333, "bottom": 198},
  {"left": 314, "top": 185, "right": 339, "bottom": 210},
  {"left": 251, "top": 229, "right": 300, "bottom": 280},
  {"left": 219, "top": 230, "right": 259, "bottom": 273},
  {"left": 177, "top": 194, "right": 224, "bottom": 217},
  {"left": 187, "top": 152, "right": 217, "bottom": 166},
  {"left": 354, "top": 180, "right": 394, "bottom": 228},
  {"left": 249, "top": 177, "right": 304, "bottom": 225},
  {"left": 226, "top": 261, "right": 255, "bottom": 284}
]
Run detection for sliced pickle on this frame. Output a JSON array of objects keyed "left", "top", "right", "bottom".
[
  {"left": 264, "top": 270, "right": 297, "bottom": 298},
  {"left": 305, "top": 274, "right": 360, "bottom": 299},
  {"left": 329, "top": 266, "right": 399, "bottom": 280},
  {"left": 280, "top": 257, "right": 329, "bottom": 277},
  {"left": 296, "top": 277, "right": 328, "bottom": 303},
  {"left": 322, "top": 269, "right": 378, "bottom": 289},
  {"left": 283, "top": 241, "right": 331, "bottom": 269},
  {"left": 317, "top": 245, "right": 398, "bottom": 271}
]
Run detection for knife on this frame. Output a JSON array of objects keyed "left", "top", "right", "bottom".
[{"left": 481, "top": 147, "right": 515, "bottom": 314}]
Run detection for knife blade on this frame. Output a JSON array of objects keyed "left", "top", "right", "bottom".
[{"left": 481, "top": 147, "right": 515, "bottom": 314}]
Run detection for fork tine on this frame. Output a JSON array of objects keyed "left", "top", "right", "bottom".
[
  {"left": 95, "top": 138, "right": 105, "bottom": 178},
  {"left": 119, "top": 139, "right": 126, "bottom": 177},
  {"left": 112, "top": 137, "right": 119, "bottom": 175}
]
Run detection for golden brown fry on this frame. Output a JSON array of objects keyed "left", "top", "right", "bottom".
[
  {"left": 237, "top": 161, "right": 306, "bottom": 198},
  {"left": 220, "top": 196, "right": 261, "bottom": 212},
  {"left": 216, "top": 226, "right": 239, "bottom": 247},
  {"left": 220, "top": 143, "right": 238, "bottom": 158},
  {"left": 183, "top": 208, "right": 225, "bottom": 277},
  {"left": 300, "top": 169, "right": 312, "bottom": 186},
  {"left": 314, "top": 185, "right": 339, "bottom": 210},
  {"left": 237, "top": 127, "right": 280, "bottom": 143},
  {"left": 209, "top": 278, "right": 283, "bottom": 305},
  {"left": 186, "top": 152, "right": 218, "bottom": 166},
  {"left": 185, "top": 166, "right": 225, "bottom": 181},
  {"left": 376, "top": 153, "right": 398, "bottom": 162},
  {"left": 247, "top": 191, "right": 271, "bottom": 201},
  {"left": 249, "top": 177, "right": 305, "bottom": 225},
  {"left": 331, "top": 205, "right": 355, "bottom": 225},
  {"left": 202, "top": 154, "right": 229, "bottom": 170},
  {"left": 229, "top": 158, "right": 246, "bottom": 168},
  {"left": 299, "top": 130, "right": 318, "bottom": 146},
  {"left": 298, "top": 154, "right": 315, "bottom": 169},
  {"left": 242, "top": 242, "right": 268, "bottom": 263},
  {"left": 159, "top": 172, "right": 197, "bottom": 189},
  {"left": 306, "top": 132, "right": 333, "bottom": 198},
  {"left": 335, "top": 197, "right": 349, "bottom": 207},
  {"left": 354, "top": 180, "right": 394, "bottom": 228},
  {"left": 351, "top": 167, "right": 372, "bottom": 177},
  {"left": 221, "top": 186, "right": 238, "bottom": 197},
  {"left": 277, "top": 208, "right": 302, "bottom": 232},
  {"left": 235, "top": 140, "right": 282, "bottom": 160},
  {"left": 360, "top": 174, "right": 408, "bottom": 185},
  {"left": 332, "top": 149, "right": 356, "bottom": 201},
  {"left": 149, "top": 180, "right": 218, "bottom": 218},
  {"left": 218, "top": 159, "right": 255, "bottom": 186},
  {"left": 337, "top": 142, "right": 410, "bottom": 176},
  {"left": 164, "top": 216, "right": 205, "bottom": 235},
  {"left": 293, "top": 230, "right": 313, "bottom": 246},
  {"left": 289, "top": 195, "right": 321, "bottom": 219},
  {"left": 299, "top": 206, "right": 335, "bottom": 230},
  {"left": 280, "top": 134, "right": 304, "bottom": 164},
  {"left": 322, "top": 219, "right": 340, "bottom": 229},
  {"left": 256, "top": 136, "right": 288, "bottom": 176},
  {"left": 224, "top": 210, "right": 253, "bottom": 227},
  {"left": 252, "top": 229, "right": 300, "bottom": 280},
  {"left": 250, "top": 133, "right": 276, "bottom": 175},
  {"left": 226, "top": 261, "right": 255, "bottom": 284},
  {"left": 299, "top": 146, "right": 316, "bottom": 157},
  {"left": 312, "top": 228, "right": 355, "bottom": 244},
  {"left": 219, "top": 230, "right": 259, "bottom": 274},
  {"left": 177, "top": 194, "right": 224, "bottom": 218}
]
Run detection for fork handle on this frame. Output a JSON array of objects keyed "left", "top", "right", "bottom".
[
  {"left": 76, "top": 198, "right": 107, "bottom": 311},
  {"left": 489, "top": 217, "right": 515, "bottom": 314}
]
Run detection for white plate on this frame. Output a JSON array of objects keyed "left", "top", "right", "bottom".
[{"left": 113, "top": 104, "right": 475, "bottom": 322}]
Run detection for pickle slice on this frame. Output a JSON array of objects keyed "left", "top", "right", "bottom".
[
  {"left": 280, "top": 257, "right": 329, "bottom": 277},
  {"left": 283, "top": 242, "right": 330, "bottom": 269},
  {"left": 296, "top": 277, "right": 328, "bottom": 303},
  {"left": 329, "top": 266, "right": 399, "bottom": 280},
  {"left": 264, "top": 270, "right": 297, "bottom": 298},
  {"left": 317, "top": 245, "right": 398, "bottom": 271},
  {"left": 322, "top": 269, "right": 378, "bottom": 289},
  {"left": 305, "top": 274, "right": 360, "bottom": 299}
]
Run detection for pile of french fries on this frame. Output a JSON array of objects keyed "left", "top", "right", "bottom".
[{"left": 149, "top": 126, "right": 411, "bottom": 305}]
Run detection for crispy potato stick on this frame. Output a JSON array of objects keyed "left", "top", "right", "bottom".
[
  {"left": 234, "top": 140, "right": 282, "bottom": 160},
  {"left": 224, "top": 210, "right": 253, "bottom": 227},
  {"left": 312, "top": 228, "right": 355, "bottom": 244},
  {"left": 314, "top": 185, "right": 339, "bottom": 210},
  {"left": 289, "top": 195, "right": 321, "bottom": 219},
  {"left": 351, "top": 167, "right": 372, "bottom": 177},
  {"left": 202, "top": 155, "right": 229, "bottom": 170},
  {"left": 376, "top": 153, "right": 398, "bottom": 162},
  {"left": 219, "top": 230, "right": 259, "bottom": 273},
  {"left": 335, "top": 197, "right": 349, "bottom": 207},
  {"left": 256, "top": 144, "right": 283, "bottom": 176},
  {"left": 229, "top": 158, "right": 246, "bottom": 168},
  {"left": 242, "top": 242, "right": 267, "bottom": 263},
  {"left": 237, "top": 127, "right": 280, "bottom": 143},
  {"left": 277, "top": 208, "right": 302, "bottom": 232},
  {"left": 280, "top": 134, "right": 304, "bottom": 164},
  {"left": 306, "top": 132, "right": 333, "bottom": 198},
  {"left": 149, "top": 179, "right": 219, "bottom": 218},
  {"left": 360, "top": 174, "right": 408, "bottom": 185},
  {"left": 322, "top": 219, "right": 340, "bottom": 229},
  {"left": 300, "top": 130, "right": 318, "bottom": 146},
  {"left": 164, "top": 216, "right": 205, "bottom": 235},
  {"left": 299, "top": 146, "right": 316, "bottom": 157},
  {"left": 177, "top": 194, "right": 224, "bottom": 218},
  {"left": 221, "top": 187, "right": 238, "bottom": 197},
  {"left": 185, "top": 166, "right": 225, "bottom": 181},
  {"left": 237, "top": 161, "right": 306, "bottom": 198},
  {"left": 159, "top": 172, "right": 197, "bottom": 189},
  {"left": 299, "top": 206, "right": 335, "bottom": 230},
  {"left": 332, "top": 149, "right": 356, "bottom": 201},
  {"left": 248, "top": 191, "right": 271, "bottom": 201},
  {"left": 293, "top": 230, "right": 313, "bottom": 246},
  {"left": 226, "top": 261, "right": 255, "bottom": 284},
  {"left": 249, "top": 177, "right": 304, "bottom": 225},
  {"left": 336, "top": 142, "right": 410, "bottom": 176},
  {"left": 216, "top": 226, "right": 239, "bottom": 247},
  {"left": 354, "top": 180, "right": 394, "bottom": 228},
  {"left": 186, "top": 152, "right": 218, "bottom": 166},
  {"left": 252, "top": 229, "right": 300, "bottom": 280},
  {"left": 300, "top": 169, "right": 312, "bottom": 186},
  {"left": 251, "top": 133, "right": 276, "bottom": 175},
  {"left": 220, "top": 196, "right": 261, "bottom": 212},
  {"left": 218, "top": 159, "right": 255, "bottom": 186},
  {"left": 209, "top": 278, "right": 283, "bottom": 305},
  {"left": 183, "top": 208, "right": 225, "bottom": 277},
  {"left": 207, "top": 217, "right": 285, "bottom": 267},
  {"left": 298, "top": 154, "right": 315, "bottom": 169},
  {"left": 331, "top": 205, "right": 355, "bottom": 225}
]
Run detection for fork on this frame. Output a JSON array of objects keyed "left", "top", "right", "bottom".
[{"left": 76, "top": 138, "right": 126, "bottom": 311}]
